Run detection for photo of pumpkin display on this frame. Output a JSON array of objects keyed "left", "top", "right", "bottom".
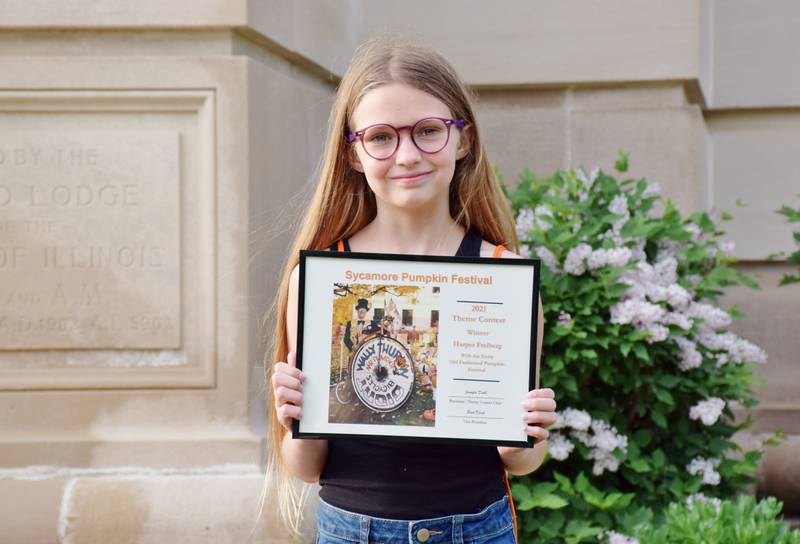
[{"left": 327, "top": 283, "right": 440, "bottom": 427}]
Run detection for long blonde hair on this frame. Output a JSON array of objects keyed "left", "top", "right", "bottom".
[{"left": 257, "top": 33, "right": 519, "bottom": 540}]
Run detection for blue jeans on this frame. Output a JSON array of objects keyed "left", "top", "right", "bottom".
[{"left": 315, "top": 494, "right": 516, "bottom": 544}]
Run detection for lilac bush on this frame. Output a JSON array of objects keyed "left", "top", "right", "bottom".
[{"left": 503, "top": 152, "right": 780, "bottom": 543}]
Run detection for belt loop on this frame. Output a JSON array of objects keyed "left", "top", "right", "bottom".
[
  {"left": 452, "top": 514, "right": 464, "bottom": 544},
  {"left": 360, "top": 515, "right": 370, "bottom": 544}
]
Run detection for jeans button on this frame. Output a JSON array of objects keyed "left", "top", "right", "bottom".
[{"left": 416, "top": 528, "right": 430, "bottom": 542}]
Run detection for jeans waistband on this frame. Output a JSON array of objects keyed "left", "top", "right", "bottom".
[{"left": 316, "top": 494, "right": 513, "bottom": 543}]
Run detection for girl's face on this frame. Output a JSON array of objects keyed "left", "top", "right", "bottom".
[{"left": 347, "top": 83, "right": 471, "bottom": 213}]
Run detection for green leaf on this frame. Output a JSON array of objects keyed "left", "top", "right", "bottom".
[
  {"left": 516, "top": 482, "right": 569, "bottom": 510},
  {"left": 732, "top": 460, "right": 755, "bottom": 475},
  {"left": 786, "top": 271, "right": 800, "bottom": 284},
  {"left": 552, "top": 471, "right": 573, "bottom": 493},
  {"left": 658, "top": 375, "right": 680, "bottom": 388},
  {"left": 696, "top": 212, "right": 715, "bottom": 233},
  {"left": 736, "top": 269, "right": 761, "bottom": 289},
  {"left": 633, "top": 429, "right": 653, "bottom": 447},
  {"left": 615, "top": 149, "right": 629, "bottom": 173},
  {"left": 600, "top": 492, "right": 628, "bottom": 510},
  {"left": 574, "top": 472, "right": 592, "bottom": 495},
  {"left": 561, "top": 374, "right": 578, "bottom": 393},
  {"left": 564, "top": 520, "right": 604, "bottom": 542},
  {"left": 726, "top": 305, "right": 748, "bottom": 320},
  {"left": 699, "top": 265, "right": 741, "bottom": 289},
  {"left": 530, "top": 493, "right": 569, "bottom": 509},
  {"left": 653, "top": 387, "right": 674, "bottom": 406},
  {"left": 605, "top": 282, "right": 631, "bottom": 298},
  {"left": 553, "top": 230, "right": 573, "bottom": 245},
  {"left": 547, "top": 355, "right": 565, "bottom": 372},
  {"left": 538, "top": 510, "right": 565, "bottom": 538},
  {"left": 511, "top": 483, "right": 531, "bottom": 503},
  {"left": 777, "top": 204, "right": 800, "bottom": 222},
  {"left": 632, "top": 343, "right": 649, "bottom": 362}
]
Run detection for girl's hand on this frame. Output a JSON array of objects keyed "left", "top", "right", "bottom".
[
  {"left": 522, "top": 387, "right": 557, "bottom": 444},
  {"left": 271, "top": 351, "right": 306, "bottom": 431},
  {"left": 497, "top": 388, "right": 557, "bottom": 473}
]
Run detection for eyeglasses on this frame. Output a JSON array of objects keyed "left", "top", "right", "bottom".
[{"left": 347, "top": 116, "right": 466, "bottom": 161}]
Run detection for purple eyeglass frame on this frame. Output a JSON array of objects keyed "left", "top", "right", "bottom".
[{"left": 346, "top": 116, "right": 466, "bottom": 160}]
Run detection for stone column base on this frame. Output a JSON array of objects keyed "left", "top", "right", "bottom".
[{"left": 0, "top": 466, "right": 320, "bottom": 543}]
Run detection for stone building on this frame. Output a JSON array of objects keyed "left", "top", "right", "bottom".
[{"left": 0, "top": 1, "right": 797, "bottom": 541}]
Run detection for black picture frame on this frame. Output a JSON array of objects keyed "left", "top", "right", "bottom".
[{"left": 291, "top": 249, "right": 541, "bottom": 448}]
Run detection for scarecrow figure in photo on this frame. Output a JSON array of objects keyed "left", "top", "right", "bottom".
[
  {"left": 343, "top": 298, "right": 377, "bottom": 352},
  {"left": 383, "top": 298, "right": 401, "bottom": 338},
  {"left": 417, "top": 354, "right": 437, "bottom": 422}
]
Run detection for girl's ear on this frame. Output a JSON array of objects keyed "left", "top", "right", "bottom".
[
  {"left": 348, "top": 144, "right": 365, "bottom": 173},
  {"left": 455, "top": 124, "right": 472, "bottom": 161}
]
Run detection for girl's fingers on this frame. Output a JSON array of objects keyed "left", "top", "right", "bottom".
[
  {"left": 275, "top": 386, "right": 303, "bottom": 406},
  {"left": 278, "top": 404, "right": 302, "bottom": 428},
  {"left": 272, "top": 354, "right": 305, "bottom": 430},
  {"left": 279, "top": 403, "right": 301, "bottom": 419},
  {"left": 287, "top": 351, "right": 306, "bottom": 381},
  {"left": 273, "top": 360, "right": 305, "bottom": 383},
  {"left": 525, "top": 426, "right": 550, "bottom": 442},
  {"left": 522, "top": 411, "right": 558, "bottom": 426},
  {"left": 271, "top": 370, "right": 302, "bottom": 392},
  {"left": 526, "top": 388, "right": 555, "bottom": 399},
  {"left": 521, "top": 398, "right": 556, "bottom": 411}
]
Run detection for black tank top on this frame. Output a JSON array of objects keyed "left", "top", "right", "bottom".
[{"left": 319, "top": 230, "right": 508, "bottom": 519}]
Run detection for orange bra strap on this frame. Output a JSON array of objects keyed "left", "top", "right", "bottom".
[
  {"left": 503, "top": 470, "right": 519, "bottom": 542},
  {"left": 336, "top": 239, "right": 344, "bottom": 252}
]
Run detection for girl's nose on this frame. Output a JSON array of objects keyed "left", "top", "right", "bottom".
[{"left": 394, "top": 132, "right": 423, "bottom": 166}]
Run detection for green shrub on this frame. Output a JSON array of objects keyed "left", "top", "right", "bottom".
[
  {"left": 633, "top": 494, "right": 800, "bottom": 543},
  {"left": 502, "top": 151, "right": 781, "bottom": 542}
]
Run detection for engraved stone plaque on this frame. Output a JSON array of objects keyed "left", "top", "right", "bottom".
[{"left": 0, "top": 131, "right": 180, "bottom": 349}]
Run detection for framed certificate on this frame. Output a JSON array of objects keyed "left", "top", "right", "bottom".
[{"left": 292, "top": 249, "right": 541, "bottom": 448}]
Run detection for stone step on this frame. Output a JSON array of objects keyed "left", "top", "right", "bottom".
[{"left": 1, "top": 469, "right": 320, "bottom": 543}]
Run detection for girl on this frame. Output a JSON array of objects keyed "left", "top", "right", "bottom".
[{"left": 264, "top": 35, "right": 557, "bottom": 543}]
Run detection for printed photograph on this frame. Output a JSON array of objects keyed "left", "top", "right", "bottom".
[{"left": 328, "top": 283, "right": 440, "bottom": 426}]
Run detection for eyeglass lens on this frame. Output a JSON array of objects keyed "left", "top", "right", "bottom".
[{"left": 361, "top": 118, "right": 450, "bottom": 160}]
